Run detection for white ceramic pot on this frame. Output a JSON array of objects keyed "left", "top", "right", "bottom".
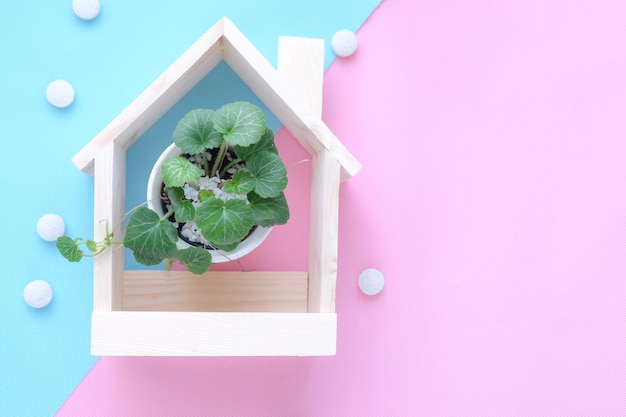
[{"left": 147, "top": 143, "right": 271, "bottom": 263}]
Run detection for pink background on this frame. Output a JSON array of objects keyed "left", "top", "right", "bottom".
[{"left": 58, "top": 0, "right": 625, "bottom": 415}]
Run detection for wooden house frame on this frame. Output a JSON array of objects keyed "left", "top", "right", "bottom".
[{"left": 72, "top": 17, "right": 361, "bottom": 356}]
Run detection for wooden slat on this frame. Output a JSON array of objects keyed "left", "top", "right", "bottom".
[
  {"left": 123, "top": 270, "right": 308, "bottom": 312},
  {"left": 278, "top": 36, "right": 325, "bottom": 118},
  {"left": 91, "top": 311, "right": 337, "bottom": 356},
  {"left": 307, "top": 150, "right": 341, "bottom": 313},
  {"left": 277, "top": 36, "right": 361, "bottom": 182},
  {"left": 277, "top": 35, "right": 339, "bottom": 313},
  {"left": 93, "top": 142, "right": 125, "bottom": 311}
]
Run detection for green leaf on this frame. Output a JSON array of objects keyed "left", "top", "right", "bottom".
[
  {"left": 214, "top": 241, "right": 239, "bottom": 252},
  {"left": 248, "top": 191, "right": 290, "bottom": 227},
  {"left": 213, "top": 102, "right": 266, "bottom": 147},
  {"left": 86, "top": 239, "right": 98, "bottom": 253},
  {"left": 196, "top": 197, "right": 254, "bottom": 247},
  {"left": 123, "top": 207, "right": 178, "bottom": 261},
  {"left": 161, "top": 156, "right": 202, "bottom": 188},
  {"left": 234, "top": 127, "right": 278, "bottom": 160},
  {"left": 56, "top": 236, "right": 83, "bottom": 262},
  {"left": 176, "top": 247, "right": 213, "bottom": 275},
  {"left": 247, "top": 150, "right": 288, "bottom": 198},
  {"left": 165, "top": 187, "right": 196, "bottom": 222},
  {"left": 133, "top": 251, "right": 164, "bottom": 266},
  {"left": 173, "top": 109, "right": 223, "bottom": 154},
  {"left": 173, "top": 201, "right": 195, "bottom": 223},
  {"left": 165, "top": 186, "right": 184, "bottom": 202},
  {"left": 223, "top": 171, "right": 256, "bottom": 194},
  {"left": 198, "top": 190, "right": 214, "bottom": 202}
]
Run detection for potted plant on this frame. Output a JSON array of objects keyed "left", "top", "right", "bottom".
[{"left": 57, "top": 101, "right": 290, "bottom": 275}]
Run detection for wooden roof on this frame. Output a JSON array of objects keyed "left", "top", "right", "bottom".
[{"left": 72, "top": 17, "right": 360, "bottom": 181}]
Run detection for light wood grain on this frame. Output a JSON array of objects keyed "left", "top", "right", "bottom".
[
  {"left": 277, "top": 38, "right": 340, "bottom": 313},
  {"left": 93, "top": 142, "right": 125, "bottom": 311},
  {"left": 123, "top": 270, "right": 308, "bottom": 312},
  {"left": 308, "top": 150, "right": 341, "bottom": 313},
  {"left": 92, "top": 311, "right": 337, "bottom": 356},
  {"left": 278, "top": 36, "right": 325, "bottom": 122}
]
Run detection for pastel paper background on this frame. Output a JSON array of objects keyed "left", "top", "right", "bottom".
[{"left": 1, "top": 0, "right": 625, "bottom": 416}]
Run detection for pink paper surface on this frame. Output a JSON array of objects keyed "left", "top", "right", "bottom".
[{"left": 57, "top": 0, "right": 626, "bottom": 415}]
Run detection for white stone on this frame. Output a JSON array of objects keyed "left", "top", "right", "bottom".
[
  {"left": 72, "top": 0, "right": 101, "bottom": 20},
  {"left": 358, "top": 268, "right": 385, "bottom": 295},
  {"left": 331, "top": 29, "right": 358, "bottom": 57},
  {"left": 24, "top": 280, "right": 53, "bottom": 308},
  {"left": 37, "top": 213, "right": 65, "bottom": 241},
  {"left": 46, "top": 80, "right": 75, "bottom": 108}
]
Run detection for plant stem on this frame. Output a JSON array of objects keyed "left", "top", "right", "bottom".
[
  {"left": 287, "top": 158, "right": 311, "bottom": 169},
  {"left": 160, "top": 208, "right": 175, "bottom": 222},
  {"left": 202, "top": 151, "right": 210, "bottom": 177},
  {"left": 220, "top": 158, "right": 242, "bottom": 177},
  {"left": 106, "top": 197, "right": 160, "bottom": 238},
  {"left": 211, "top": 142, "right": 228, "bottom": 178},
  {"left": 80, "top": 247, "right": 110, "bottom": 258}
]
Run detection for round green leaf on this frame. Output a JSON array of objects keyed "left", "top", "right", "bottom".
[
  {"left": 123, "top": 206, "right": 178, "bottom": 260},
  {"left": 165, "top": 187, "right": 196, "bottom": 222},
  {"left": 85, "top": 239, "right": 98, "bottom": 253},
  {"left": 161, "top": 156, "right": 202, "bottom": 188},
  {"left": 56, "top": 236, "right": 83, "bottom": 262},
  {"left": 173, "top": 201, "right": 195, "bottom": 223},
  {"left": 234, "top": 127, "right": 278, "bottom": 160},
  {"left": 213, "top": 241, "right": 239, "bottom": 252},
  {"left": 133, "top": 251, "right": 164, "bottom": 266},
  {"left": 176, "top": 247, "right": 213, "bottom": 275},
  {"left": 247, "top": 150, "right": 288, "bottom": 198},
  {"left": 198, "top": 190, "right": 214, "bottom": 202},
  {"left": 248, "top": 191, "right": 290, "bottom": 227},
  {"left": 223, "top": 171, "right": 256, "bottom": 194},
  {"left": 173, "top": 109, "right": 223, "bottom": 154},
  {"left": 213, "top": 102, "right": 266, "bottom": 147},
  {"left": 196, "top": 197, "right": 254, "bottom": 247}
]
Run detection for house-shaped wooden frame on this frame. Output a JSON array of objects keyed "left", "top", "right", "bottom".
[{"left": 72, "top": 17, "right": 361, "bottom": 356}]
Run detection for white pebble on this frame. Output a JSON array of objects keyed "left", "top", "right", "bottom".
[
  {"left": 331, "top": 29, "right": 358, "bottom": 57},
  {"left": 24, "top": 280, "right": 53, "bottom": 308},
  {"left": 72, "top": 0, "right": 101, "bottom": 20},
  {"left": 46, "top": 80, "right": 75, "bottom": 108},
  {"left": 358, "top": 268, "right": 385, "bottom": 295},
  {"left": 37, "top": 213, "right": 65, "bottom": 241}
]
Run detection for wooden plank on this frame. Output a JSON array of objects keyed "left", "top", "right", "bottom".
[
  {"left": 325, "top": 127, "right": 362, "bottom": 182},
  {"left": 123, "top": 270, "right": 308, "bottom": 312},
  {"left": 93, "top": 142, "right": 126, "bottom": 311},
  {"left": 72, "top": 18, "right": 227, "bottom": 174},
  {"left": 278, "top": 35, "right": 338, "bottom": 314},
  {"left": 307, "top": 150, "right": 341, "bottom": 313},
  {"left": 277, "top": 36, "right": 360, "bottom": 182},
  {"left": 277, "top": 36, "right": 325, "bottom": 118},
  {"left": 91, "top": 311, "right": 337, "bottom": 356}
]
